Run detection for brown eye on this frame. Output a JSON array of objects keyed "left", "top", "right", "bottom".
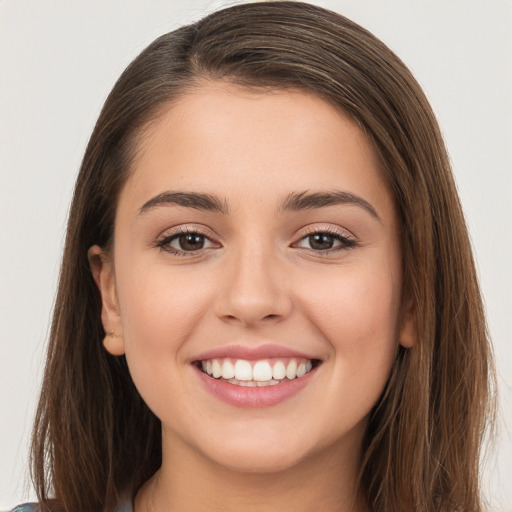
[
  {"left": 307, "top": 234, "right": 335, "bottom": 250},
  {"left": 157, "top": 230, "right": 217, "bottom": 254},
  {"left": 295, "top": 230, "right": 356, "bottom": 253},
  {"left": 178, "top": 233, "right": 205, "bottom": 251}
]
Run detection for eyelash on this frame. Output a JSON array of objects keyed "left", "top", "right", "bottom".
[
  {"left": 154, "top": 226, "right": 358, "bottom": 257},
  {"left": 294, "top": 226, "right": 358, "bottom": 255},
  {"left": 155, "top": 227, "right": 215, "bottom": 257}
]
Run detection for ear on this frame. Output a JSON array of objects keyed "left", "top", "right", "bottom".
[
  {"left": 88, "top": 245, "right": 125, "bottom": 355},
  {"left": 398, "top": 295, "right": 417, "bottom": 349}
]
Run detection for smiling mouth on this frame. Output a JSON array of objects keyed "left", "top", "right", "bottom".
[{"left": 195, "top": 357, "right": 321, "bottom": 387}]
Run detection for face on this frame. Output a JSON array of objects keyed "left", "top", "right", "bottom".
[{"left": 91, "top": 83, "right": 414, "bottom": 474}]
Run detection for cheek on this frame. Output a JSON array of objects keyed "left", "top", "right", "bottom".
[
  {"left": 300, "top": 262, "right": 401, "bottom": 394},
  {"left": 306, "top": 266, "right": 401, "bottom": 342},
  {"left": 114, "top": 256, "right": 214, "bottom": 366},
  {"left": 113, "top": 257, "right": 217, "bottom": 417},
  {"left": 116, "top": 257, "right": 209, "bottom": 332}
]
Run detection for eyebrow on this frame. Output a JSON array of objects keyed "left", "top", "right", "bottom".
[
  {"left": 138, "top": 189, "right": 380, "bottom": 221},
  {"left": 139, "top": 191, "right": 229, "bottom": 215},
  {"left": 279, "top": 190, "right": 381, "bottom": 221}
]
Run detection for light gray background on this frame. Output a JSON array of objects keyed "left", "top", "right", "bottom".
[{"left": 1, "top": 1, "right": 511, "bottom": 510}]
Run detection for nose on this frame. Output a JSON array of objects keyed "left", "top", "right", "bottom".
[{"left": 213, "top": 244, "right": 293, "bottom": 327}]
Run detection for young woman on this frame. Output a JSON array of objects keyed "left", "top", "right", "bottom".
[{"left": 13, "top": 2, "right": 495, "bottom": 511}]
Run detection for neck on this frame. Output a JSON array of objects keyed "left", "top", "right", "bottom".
[{"left": 135, "top": 427, "right": 367, "bottom": 512}]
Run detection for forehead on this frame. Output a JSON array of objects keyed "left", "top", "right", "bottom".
[{"left": 120, "top": 83, "right": 394, "bottom": 221}]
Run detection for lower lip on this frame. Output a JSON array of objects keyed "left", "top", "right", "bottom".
[{"left": 194, "top": 366, "right": 317, "bottom": 408}]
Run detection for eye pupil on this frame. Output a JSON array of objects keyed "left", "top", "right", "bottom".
[
  {"left": 179, "top": 234, "right": 204, "bottom": 251},
  {"left": 309, "top": 234, "right": 334, "bottom": 250}
]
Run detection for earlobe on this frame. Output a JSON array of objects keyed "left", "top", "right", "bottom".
[
  {"left": 88, "top": 245, "right": 125, "bottom": 355},
  {"left": 103, "top": 331, "right": 125, "bottom": 356}
]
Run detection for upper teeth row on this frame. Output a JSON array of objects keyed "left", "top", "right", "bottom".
[{"left": 201, "top": 358, "right": 313, "bottom": 382}]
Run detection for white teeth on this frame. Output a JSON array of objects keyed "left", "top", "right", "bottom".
[
  {"left": 212, "top": 359, "right": 222, "bottom": 378},
  {"left": 253, "top": 360, "right": 273, "bottom": 381},
  {"left": 234, "top": 359, "right": 253, "bottom": 381},
  {"left": 286, "top": 359, "right": 297, "bottom": 380},
  {"left": 201, "top": 357, "right": 316, "bottom": 384},
  {"left": 239, "top": 380, "right": 257, "bottom": 387},
  {"left": 272, "top": 361, "right": 286, "bottom": 380},
  {"left": 221, "top": 360, "right": 235, "bottom": 379}
]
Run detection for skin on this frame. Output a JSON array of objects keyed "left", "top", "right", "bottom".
[{"left": 90, "top": 83, "right": 415, "bottom": 512}]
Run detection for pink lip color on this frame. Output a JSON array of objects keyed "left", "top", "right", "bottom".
[
  {"left": 192, "top": 344, "right": 316, "bottom": 362},
  {"left": 194, "top": 365, "right": 317, "bottom": 408},
  {"left": 192, "top": 344, "right": 320, "bottom": 407}
]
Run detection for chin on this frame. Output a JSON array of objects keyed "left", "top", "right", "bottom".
[
  {"left": 190, "top": 421, "right": 348, "bottom": 476},
  {"left": 203, "top": 442, "right": 312, "bottom": 475}
]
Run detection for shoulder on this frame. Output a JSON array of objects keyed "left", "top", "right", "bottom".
[
  {"left": 10, "top": 505, "right": 39, "bottom": 512},
  {"left": 114, "top": 501, "right": 133, "bottom": 512},
  {"left": 9, "top": 503, "right": 133, "bottom": 512}
]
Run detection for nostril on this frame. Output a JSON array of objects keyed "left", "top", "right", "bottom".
[{"left": 214, "top": 285, "right": 293, "bottom": 326}]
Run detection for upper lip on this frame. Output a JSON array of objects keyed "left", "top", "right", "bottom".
[{"left": 192, "top": 344, "right": 318, "bottom": 362}]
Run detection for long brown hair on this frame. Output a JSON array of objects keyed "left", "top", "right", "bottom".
[{"left": 31, "top": 2, "right": 495, "bottom": 511}]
